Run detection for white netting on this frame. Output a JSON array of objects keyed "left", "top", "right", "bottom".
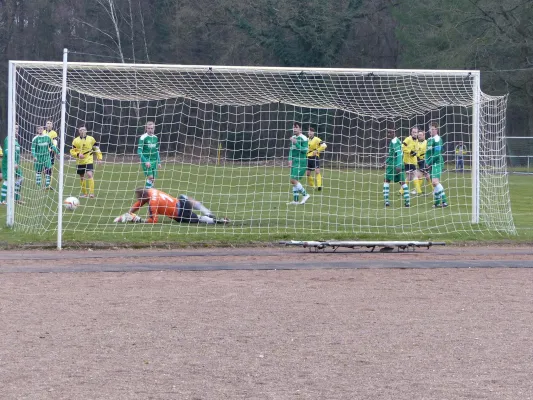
[
  {"left": 6, "top": 62, "right": 516, "bottom": 237},
  {"left": 506, "top": 137, "right": 533, "bottom": 174}
]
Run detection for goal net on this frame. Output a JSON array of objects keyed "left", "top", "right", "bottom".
[
  {"left": 506, "top": 137, "right": 533, "bottom": 174},
  {"left": 5, "top": 60, "right": 516, "bottom": 242}
]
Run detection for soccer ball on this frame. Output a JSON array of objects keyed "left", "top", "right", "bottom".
[{"left": 64, "top": 196, "right": 80, "bottom": 211}]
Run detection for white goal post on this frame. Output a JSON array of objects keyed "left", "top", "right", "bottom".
[{"left": 5, "top": 50, "right": 516, "bottom": 247}]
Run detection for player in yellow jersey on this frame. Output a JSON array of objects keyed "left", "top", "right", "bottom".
[
  {"left": 412, "top": 129, "right": 432, "bottom": 195},
  {"left": 43, "top": 120, "right": 58, "bottom": 184},
  {"left": 305, "top": 126, "right": 327, "bottom": 190},
  {"left": 401, "top": 126, "right": 419, "bottom": 195},
  {"left": 70, "top": 124, "right": 103, "bottom": 198}
]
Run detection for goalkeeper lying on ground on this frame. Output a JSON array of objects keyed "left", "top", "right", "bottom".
[{"left": 114, "top": 188, "right": 229, "bottom": 224}]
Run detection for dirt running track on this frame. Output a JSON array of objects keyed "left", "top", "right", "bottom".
[{"left": 1, "top": 245, "right": 533, "bottom": 399}]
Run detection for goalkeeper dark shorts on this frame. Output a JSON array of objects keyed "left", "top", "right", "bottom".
[
  {"left": 76, "top": 163, "right": 94, "bottom": 175},
  {"left": 418, "top": 159, "right": 427, "bottom": 171},
  {"left": 175, "top": 199, "right": 199, "bottom": 223},
  {"left": 307, "top": 156, "right": 320, "bottom": 171}
]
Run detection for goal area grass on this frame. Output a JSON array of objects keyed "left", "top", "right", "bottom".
[{"left": 0, "top": 162, "right": 530, "bottom": 248}]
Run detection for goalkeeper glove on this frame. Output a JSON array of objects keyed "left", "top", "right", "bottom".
[
  {"left": 130, "top": 213, "right": 144, "bottom": 223},
  {"left": 410, "top": 150, "right": 417, "bottom": 156},
  {"left": 113, "top": 212, "right": 144, "bottom": 223}
]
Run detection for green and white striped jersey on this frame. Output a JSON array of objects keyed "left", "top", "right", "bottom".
[
  {"left": 426, "top": 135, "right": 444, "bottom": 166},
  {"left": 32, "top": 134, "right": 57, "bottom": 161},
  {"left": 137, "top": 133, "right": 160, "bottom": 163}
]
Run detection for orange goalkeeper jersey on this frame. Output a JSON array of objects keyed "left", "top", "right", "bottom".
[{"left": 132, "top": 188, "right": 179, "bottom": 223}]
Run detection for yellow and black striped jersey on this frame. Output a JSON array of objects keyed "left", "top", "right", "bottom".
[
  {"left": 307, "top": 136, "right": 327, "bottom": 157},
  {"left": 70, "top": 135, "right": 102, "bottom": 165},
  {"left": 402, "top": 136, "right": 417, "bottom": 165},
  {"left": 417, "top": 139, "right": 427, "bottom": 160},
  {"left": 44, "top": 129, "right": 58, "bottom": 147}
]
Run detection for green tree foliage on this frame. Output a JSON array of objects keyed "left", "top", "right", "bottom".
[
  {"left": 2, "top": 0, "right": 531, "bottom": 138},
  {"left": 226, "top": 0, "right": 398, "bottom": 67},
  {"left": 394, "top": 0, "right": 533, "bottom": 136}
]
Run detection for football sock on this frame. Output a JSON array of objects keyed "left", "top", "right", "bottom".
[
  {"left": 1, "top": 182, "right": 7, "bottom": 202},
  {"left": 316, "top": 173, "right": 322, "bottom": 188},
  {"left": 36, "top": 173, "right": 42, "bottom": 187},
  {"left": 80, "top": 179, "right": 87, "bottom": 195},
  {"left": 383, "top": 182, "right": 390, "bottom": 203},
  {"left": 145, "top": 179, "right": 153, "bottom": 189},
  {"left": 433, "top": 186, "right": 441, "bottom": 205},
  {"left": 45, "top": 173, "right": 51, "bottom": 188},
  {"left": 399, "top": 180, "right": 408, "bottom": 194},
  {"left": 402, "top": 183, "right": 410, "bottom": 204},
  {"left": 436, "top": 183, "right": 447, "bottom": 204},
  {"left": 15, "top": 178, "right": 22, "bottom": 201},
  {"left": 414, "top": 178, "right": 422, "bottom": 194},
  {"left": 88, "top": 178, "right": 95, "bottom": 194},
  {"left": 296, "top": 182, "right": 307, "bottom": 196},
  {"left": 198, "top": 215, "right": 215, "bottom": 224},
  {"left": 307, "top": 175, "right": 315, "bottom": 187},
  {"left": 292, "top": 185, "right": 299, "bottom": 202}
]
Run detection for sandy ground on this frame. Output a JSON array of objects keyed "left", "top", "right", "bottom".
[{"left": 1, "top": 245, "right": 532, "bottom": 399}]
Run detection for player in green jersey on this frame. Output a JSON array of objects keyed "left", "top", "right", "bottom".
[
  {"left": 384, "top": 129, "right": 410, "bottom": 207},
  {"left": 32, "top": 125, "right": 59, "bottom": 189},
  {"left": 0, "top": 142, "right": 3, "bottom": 184},
  {"left": 44, "top": 120, "right": 59, "bottom": 180},
  {"left": 137, "top": 121, "right": 161, "bottom": 189},
  {"left": 426, "top": 123, "right": 448, "bottom": 207},
  {"left": 1, "top": 123, "right": 23, "bottom": 204},
  {"left": 288, "top": 122, "right": 310, "bottom": 205}
]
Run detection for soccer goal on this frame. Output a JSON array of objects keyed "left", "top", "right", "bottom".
[{"left": 5, "top": 49, "right": 516, "bottom": 247}]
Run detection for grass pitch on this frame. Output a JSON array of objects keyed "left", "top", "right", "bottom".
[{"left": 0, "top": 162, "right": 531, "bottom": 247}]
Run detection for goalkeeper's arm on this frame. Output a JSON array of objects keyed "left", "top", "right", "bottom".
[
  {"left": 128, "top": 199, "right": 147, "bottom": 214},
  {"left": 113, "top": 199, "right": 149, "bottom": 223}
]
